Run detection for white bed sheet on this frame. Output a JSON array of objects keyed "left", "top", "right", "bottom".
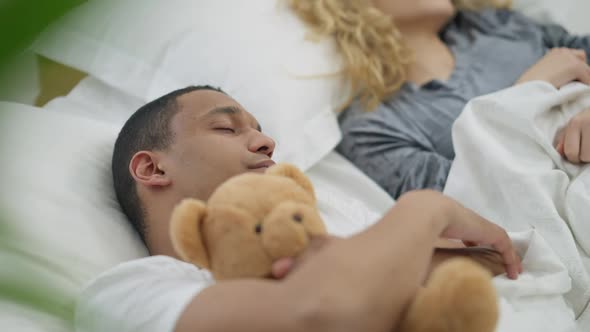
[{"left": 445, "top": 81, "right": 590, "bottom": 331}]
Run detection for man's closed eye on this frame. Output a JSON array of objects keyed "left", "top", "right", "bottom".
[{"left": 215, "top": 127, "right": 236, "bottom": 134}]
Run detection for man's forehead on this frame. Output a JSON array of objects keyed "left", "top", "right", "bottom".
[
  {"left": 176, "top": 89, "right": 240, "bottom": 116},
  {"left": 172, "top": 89, "right": 259, "bottom": 131}
]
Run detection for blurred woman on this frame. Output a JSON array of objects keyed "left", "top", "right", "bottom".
[{"left": 290, "top": 0, "right": 590, "bottom": 198}]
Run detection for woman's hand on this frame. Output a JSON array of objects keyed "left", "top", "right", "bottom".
[
  {"left": 555, "top": 108, "right": 590, "bottom": 164},
  {"left": 516, "top": 48, "right": 590, "bottom": 88}
]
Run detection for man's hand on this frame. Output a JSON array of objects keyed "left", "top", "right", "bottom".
[
  {"left": 276, "top": 240, "right": 514, "bottom": 283},
  {"left": 401, "top": 190, "right": 523, "bottom": 280},
  {"left": 430, "top": 247, "right": 509, "bottom": 282},
  {"left": 271, "top": 235, "right": 340, "bottom": 279},
  {"left": 555, "top": 108, "right": 590, "bottom": 164},
  {"left": 275, "top": 191, "right": 523, "bottom": 281},
  {"left": 516, "top": 48, "right": 590, "bottom": 88}
]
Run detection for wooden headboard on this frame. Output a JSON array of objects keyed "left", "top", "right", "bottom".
[{"left": 35, "top": 55, "right": 87, "bottom": 107}]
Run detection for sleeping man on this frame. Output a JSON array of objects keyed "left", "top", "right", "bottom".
[{"left": 74, "top": 85, "right": 521, "bottom": 332}]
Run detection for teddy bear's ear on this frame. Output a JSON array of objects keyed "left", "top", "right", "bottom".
[
  {"left": 169, "top": 198, "right": 211, "bottom": 269},
  {"left": 266, "top": 163, "right": 316, "bottom": 202}
]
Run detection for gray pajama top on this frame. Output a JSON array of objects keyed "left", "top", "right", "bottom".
[{"left": 337, "top": 9, "right": 590, "bottom": 198}]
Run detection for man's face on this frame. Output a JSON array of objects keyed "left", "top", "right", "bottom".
[{"left": 163, "top": 89, "right": 275, "bottom": 200}]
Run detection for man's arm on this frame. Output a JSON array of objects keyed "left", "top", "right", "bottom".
[
  {"left": 427, "top": 247, "right": 507, "bottom": 283},
  {"left": 175, "top": 190, "right": 520, "bottom": 332},
  {"left": 176, "top": 194, "right": 441, "bottom": 332}
]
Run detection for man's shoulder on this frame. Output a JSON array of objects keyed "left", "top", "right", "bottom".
[
  {"left": 84, "top": 255, "right": 212, "bottom": 287},
  {"left": 75, "top": 256, "right": 214, "bottom": 332},
  {"left": 102, "top": 255, "right": 199, "bottom": 274}
]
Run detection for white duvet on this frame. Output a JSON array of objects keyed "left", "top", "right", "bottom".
[{"left": 444, "top": 81, "right": 590, "bottom": 331}]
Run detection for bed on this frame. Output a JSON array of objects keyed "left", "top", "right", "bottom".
[{"left": 1, "top": 1, "right": 589, "bottom": 331}]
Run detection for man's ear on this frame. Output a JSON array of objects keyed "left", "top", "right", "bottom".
[{"left": 129, "top": 151, "right": 171, "bottom": 187}]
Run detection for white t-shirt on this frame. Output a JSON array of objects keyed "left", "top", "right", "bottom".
[{"left": 74, "top": 187, "right": 383, "bottom": 332}]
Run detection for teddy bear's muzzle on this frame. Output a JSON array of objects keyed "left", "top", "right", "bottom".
[{"left": 261, "top": 201, "right": 326, "bottom": 260}]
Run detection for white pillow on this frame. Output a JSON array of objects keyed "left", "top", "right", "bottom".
[
  {"left": 0, "top": 102, "right": 147, "bottom": 331},
  {"left": 513, "top": 0, "right": 590, "bottom": 34},
  {"left": 43, "top": 76, "right": 144, "bottom": 126},
  {"left": 32, "top": 0, "right": 346, "bottom": 170}
]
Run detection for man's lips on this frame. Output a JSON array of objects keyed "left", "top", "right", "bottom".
[{"left": 249, "top": 160, "right": 276, "bottom": 170}]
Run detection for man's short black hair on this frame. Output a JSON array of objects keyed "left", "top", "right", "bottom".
[{"left": 112, "top": 85, "right": 224, "bottom": 243}]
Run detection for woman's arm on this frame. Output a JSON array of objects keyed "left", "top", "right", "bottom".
[
  {"left": 539, "top": 24, "right": 590, "bottom": 64},
  {"left": 338, "top": 124, "right": 452, "bottom": 199},
  {"left": 516, "top": 48, "right": 590, "bottom": 87}
]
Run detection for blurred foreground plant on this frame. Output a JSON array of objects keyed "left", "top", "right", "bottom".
[
  {"left": 0, "top": 0, "right": 86, "bottom": 324},
  {"left": 0, "top": 0, "right": 85, "bottom": 67},
  {"left": 0, "top": 215, "right": 74, "bottom": 322}
]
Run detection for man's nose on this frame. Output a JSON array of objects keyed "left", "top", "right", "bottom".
[{"left": 249, "top": 131, "right": 275, "bottom": 158}]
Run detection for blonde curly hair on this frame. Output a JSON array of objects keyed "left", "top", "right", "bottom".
[{"left": 289, "top": 0, "right": 512, "bottom": 111}]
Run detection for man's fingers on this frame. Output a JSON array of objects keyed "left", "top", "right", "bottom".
[
  {"left": 488, "top": 226, "right": 521, "bottom": 280},
  {"left": 271, "top": 257, "right": 295, "bottom": 279},
  {"left": 564, "top": 120, "right": 582, "bottom": 163},
  {"left": 461, "top": 220, "right": 521, "bottom": 280},
  {"left": 287, "top": 235, "right": 340, "bottom": 274},
  {"left": 504, "top": 251, "right": 521, "bottom": 280},
  {"left": 497, "top": 248, "right": 519, "bottom": 280},
  {"left": 435, "top": 197, "right": 521, "bottom": 279},
  {"left": 495, "top": 244, "right": 520, "bottom": 280}
]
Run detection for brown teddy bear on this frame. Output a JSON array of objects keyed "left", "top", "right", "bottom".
[{"left": 169, "top": 163, "right": 499, "bottom": 332}]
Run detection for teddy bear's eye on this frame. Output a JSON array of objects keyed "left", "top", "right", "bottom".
[
  {"left": 254, "top": 224, "right": 263, "bottom": 234},
  {"left": 292, "top": 213, "right": 303, "bottom": 223}
]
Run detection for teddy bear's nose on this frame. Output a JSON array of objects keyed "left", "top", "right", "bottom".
[
  {"left": 254, "top": 224, "right": 263, "bottom": 234},
  {"left": 292, "top": 213, "right": 303, "bottom": 223}
]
